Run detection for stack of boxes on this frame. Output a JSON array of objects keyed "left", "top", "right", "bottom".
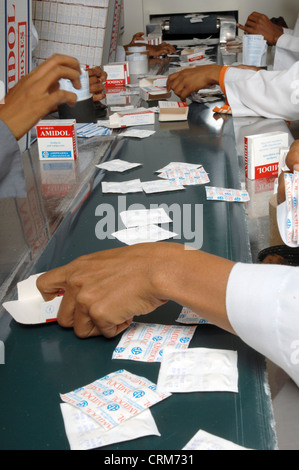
[{"left": 32, "top": 0, "right": 109, "bottom": 68}]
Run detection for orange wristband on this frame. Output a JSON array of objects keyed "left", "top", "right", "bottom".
[{"left": 219, "top": 66, "right": 230, "bottom": 95}]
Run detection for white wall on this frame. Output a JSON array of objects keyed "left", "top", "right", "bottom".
[{"left": 122, "top": 0, "right": 299, "bottom": 44}]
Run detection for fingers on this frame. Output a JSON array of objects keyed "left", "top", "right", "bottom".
[
  {"left": 37, "top": 267, "right": 68, "bottom": 301},
  {"left": 32, "top": 54, "right": 81, "bottom": 90}
]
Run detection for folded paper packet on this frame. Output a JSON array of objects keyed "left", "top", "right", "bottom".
[{"left": 3, "top": 274, "right": 62, "bottom": 325}]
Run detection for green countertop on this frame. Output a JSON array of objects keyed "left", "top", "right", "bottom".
[{"left": 0, "top": 101, "right": 277, "bottom": 450}]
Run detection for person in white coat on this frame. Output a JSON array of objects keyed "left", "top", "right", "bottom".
[
  {"left": 165, "top": 62, "right": 299, "bottom": 120},
  {"left": 238, "top": 11, "right": 299, "bottom": 70}
]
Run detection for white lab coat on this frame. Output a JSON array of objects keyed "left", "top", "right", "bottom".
[
  {"left": 226, "top": 263, "right": 299, "bottom": 387},
  {"left": 224, "top": 61, "right": 299, "bottom": 120},
  {"left": 274, "top": 15, "right": 299, "bottom": 70}
]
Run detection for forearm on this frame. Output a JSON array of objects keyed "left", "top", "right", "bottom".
[{"left": 153, "top": 243, "right": 236, "bottom": 333}]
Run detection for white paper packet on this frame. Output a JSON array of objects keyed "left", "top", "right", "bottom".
[
  {"left": 157, "top": 347, "right": 239, "bottom": 393},
  {"left": 120, "top": 208, "right": 172, "bottom": 228},
  {"left": 120, "top": 129, "right": 156, "bottom": 139},
  {"left": 142, "top": 180, "right": 185, "bottom": 193},
  {"left": 101, "top": 179, "right": 143, "bottom": 194},
  {"left": 182, "top": 429, "right": 251, "bottom": 450},
  {"left": 60, "top": 369, "right": 171, "bottom": 431},
  {"left": 60, "top": 404, "right": 160, "bottom": 451},
  {"left": 156, "top": 162, "right": 202, "bottom": 173},
  {"left": 113, "top": 322, "right": 197, "bottom": 362},
  {"left": 96, "top": 159, "right": 142, "bottom": 172},
  {"left": 112, "top": 224, "right": 178, "bottom": 245},
  {"left": 3, "top": 273, "right": 62, "bottom": 325}
]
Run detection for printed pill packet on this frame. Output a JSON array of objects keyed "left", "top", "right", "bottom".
[
  {"left": 113, "top": 322, "right": 197, "bottom": 362},
  {"left": 60, "top": 369, "right": 171, "bottom": 431},
  {"left": 176, "top": 307, "right": 210, "bottom": 325},
  {"left": 157, "top": 347, "right": 239, "bottom": 393},
  {"left": 158, "top": 167, "right": 210, "bottom": 186},
  {"left": 77, "top": 123, "right": 113, "bottom": 138},
  {"left": 205, "top": 186, "right": 250, "bottom": 202},
  {"left": 182, "top": 429, "right": 251, "bottom": 451},
  {"left": 156, "top": 162, "right": 202, "bottom": 174},
  {"left": 277, "top": 171, "right": 299, "bottom": 247}
]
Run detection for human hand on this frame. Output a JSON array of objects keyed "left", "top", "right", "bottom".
[
  {"left": 147, "top": 42, "right": 177, "bottom": 57},
  {"left": 238, "top": 12, "right": 283, "bottom": 45},
  {"left": 0, "top": 54, "right": 81, "bottom": 140},
  {"left": 167, "top": 65, "right": 223, "bottom": 100},
  {"left": 88, "top": 66, "right": 107, "bottom": 102},
  {"left": 130, "top": 32, "right": 145, "bottom": 44},
  {"left": 277, "top": 141, "right": 299, "bottom": 205},
  {"left": 36, "top": 243, "right": 169, "bottom": 339}
]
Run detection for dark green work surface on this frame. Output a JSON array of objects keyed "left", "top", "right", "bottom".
[{"left": 0, "top": 103, "right": 276, "bottom": 450}]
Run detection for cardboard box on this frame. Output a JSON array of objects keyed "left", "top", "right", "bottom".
[
  {"left": 159, "top": 101, "right": 189, "bottom": 122},
  {"left": 0, "top": 0, "right": 32, "bottom": 152},
  {"left": 109, "top": 109, "right": 155, "bottom": 128},
  {"left": 36, "top": 120, "right": 78, "bottom": 161},
  {"left": 140, "top": 86, "right": 171, "bottom": 101},
  {"left": 104, "top": 62, "right": 130, "bottom": 87},
  {"left": 244, "top": 131, "right": 289, "bottom": 180}
]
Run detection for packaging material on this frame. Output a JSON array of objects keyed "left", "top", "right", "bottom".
[
  {"left": 59, "top": 68, "right": 91, "bottom": 102},
  {"left": 96, "top": 159, "right": 141, "bottom": 172},
  {"left": 142, "top": 180, "right": 185, "bottom": 193},
  {"left": 159, "top": 101, "right": 189, "bottom": 122},
  {"left": 126, "top": 45, "right": 148, "bottom": 75},
  {"left": 243, "top": 34, "right": 267, "bottom": 67},
  {"left": 120, "top": 128, "right": 156, "bottom": 139},
  {"left": 120, "top": 208, "right": 172, "bottom": 228},
  {"left": 32, "top": 0, "right": 109, "bottom": 68},
  {"left": 36, "top": 120, "right": 78, "bottom": 161},
  {"left": 112, "top": 322, "right": 197, "bottom": 362},
  {"left": 111, "top": 224, "right": 178, "bottom": 245},
  {"left": 182, "top": 429, "right": 251, "bottom": 451},
  {"left": 101, "top": 179, "right": 143, "bottom": 194},
  {"left": 60, "top": 404, "right": 160, "bottom": 451},
  {"left": 0, "top": 0, "right": 32, "bottom": 152},
  {"left": 140, "top": 87, "right": 172, "bottom": 101},
  {"left": 109, "top": 109, "right": 155, "bottom": 128},
  {"left": 158, "top": 166, "right": 210, "bottom": 186},
  {"left": 176, "top": 307, "right": 210, "bottom": 325},
  {"left": 104, "top": 62, "right": 130, "bottom": 87},
  {"left": 60, "top": 369, "right": 171, "bottom": 431},
  {"left": 157, "top": 347, "right": 239, "bottom": 393},
  {"left": 244, "top": 131, "right": 289, "bottom": 180},
  {"left": 139, "top": 76, "right": 168, "bottom": 88},
  {"left": 3, "top": 273, "right": 62, "bottom": 325},
  {"left": 277, "top": 171, "right": 299, "bottom": 247},
  {"left": 205, "top": 186, "right": 250, "bottom": 202}
]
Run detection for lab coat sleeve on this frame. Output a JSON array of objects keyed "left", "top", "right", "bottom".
[
  {"left": 226, "top": 263, "right": 299, "bottom": 387},
  {"left": 224, "top": 62, "right": 299, "bottom": 120},
  {"left": 0, "top": 120, "right": 20, "bottom": 162},
  {"left": 274, "top": 33, "right": 299, "bottom": 70}
]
